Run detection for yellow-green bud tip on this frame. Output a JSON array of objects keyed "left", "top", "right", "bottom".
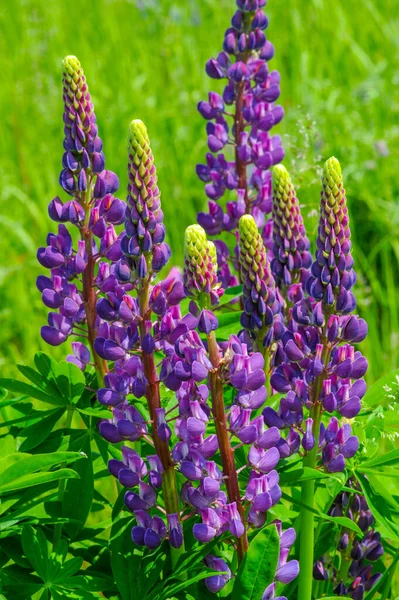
[
  {"left": 185, "top": 224, "right": 207, "bottom": 247},
  {"left": 272, "top": 163, "right": 292, "bottom": 191},
  {"left": 239, "top": 214, "right": 258, "bottom": 237},
  {"left": 129, "top": 119, "right": 148, "bottom": 140},
  {"left": 62, "top": 55, "right": 81, "bottom": 74},
  {"left": 323, "top": 156, "right": 342, "bottom": 179}
]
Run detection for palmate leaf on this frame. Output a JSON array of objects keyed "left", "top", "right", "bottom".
[
  {"left": 231, "top": 524, "right": 280, "bottom": 600},
  {"left": 0, "top": 378, "right": 62, "bottom": 406},
  {"left": 157, "top": 570, "right": 225, "bottom": 600},
  {"left": 0, "top": 353, "right": 87, "bottom": 412},
  {"left": 360, "top": 448, "right": 399, "bottom": 470},
  {"left": 21, "top": 525, "right": 49, "bottom": 581},
  {"left": 0, "top": 469, "right": 80, "bottom": 494},
  {"left": 18, "top": 408, "right": 65, "bottom": 452},
  {"left": 0, "top": 452, "right": 84, "bottom": 495}
]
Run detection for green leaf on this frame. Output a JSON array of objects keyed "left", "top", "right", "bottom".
[
  {"left": 62, "top": 435, "right": 93, "bottom": 537},
  {"left": 216, "top": 312, "right": 242, "bottom": 340},
  {"left": 0, "top": 378, "right": 59, "bottom": 405},
  {"left": 280, "top": 466, "right": 341, "bottom": 486},
  {"left": 77, "top": 407, "right": 112, "bottom": 419},
  {"left": 159, "top": 570, "right": 222, "bottom": 600},
  {"left": 0, "top": 452, "right": 84, "bottom": 488},
  {"left": 17, "top": 363, "right": 65, "bottom": 406},
  {"left": 232, "top": 524, "right": 280, "bottom": 600},
  {"left": 356, "top": 472, "right": 399, "bottom": 540},
  {"left": 52, "top": 557, "right": 83, "bottom": 583},
  {"left": 54, "top": 361, "right": 86, "bottom": 405},
  {"left": 0, "top": 469, "right": 80, "bottom": 494},
  {"left": 322, "top": 515, "right": 362, "bottom": 536},
  {"left": 362, "top": 368, "right": 399, "bottom": 407},
  {"left": 21, "top": 525, "right": 49, "bottom": 581},
  {"left": 110, "top": 517, "right": 141, "bottom": 600},
  {"left": 361, "top": 448, "right": 399, "bottom": 469},
  {"left": 18, "top": 409, "right": 65, "bottom": 452}
]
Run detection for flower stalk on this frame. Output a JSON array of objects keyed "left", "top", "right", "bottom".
[{"left": 207, "top": 330, "right": 248, "bottom": 562}]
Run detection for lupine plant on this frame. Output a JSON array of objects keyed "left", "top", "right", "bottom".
[{"left": 0, "top": 2, "right": 398, "bottom": 600}]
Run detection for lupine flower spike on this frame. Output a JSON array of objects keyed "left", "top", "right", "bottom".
[
  {"left": 37, "top": 55, "right": 125, "bottom": 381},
  {"left": 120, "top": 119, "right": 171, "bottom": 282},
  {"left": 263, "top": 157, "right": 369, "bottom": 600},
  {"left": 95, "top": 120, "right": 185, "bottom": 566},
  {"left": 238, "top": 214, "right": 284, "bottom": 386},
  {"left": 271, "top": 164, "right": 312, "bottom": 308},
  {"left": 197, "top": 0, "right": 284, "bottom": 286}
]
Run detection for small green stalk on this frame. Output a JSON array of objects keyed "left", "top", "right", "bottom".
[{"left": 298, "top": 336, "right": 331, "bottom": 600}]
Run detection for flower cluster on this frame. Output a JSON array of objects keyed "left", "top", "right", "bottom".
[
  {"left": 96, "top": 209, "right": 298, "bottom": 590},
  {"left": 196, "top": 0, "right": 284, "bottom": 285},
  {"left": 238, "top": 214, "right": 283, "bottom": 348},
  {"left": 94, "top": 122, "right": 185, "bottom": 554},
  {"left": 120, "top": 119, "right": 171, "bottom": 281},
  {"left": 271, "top": 164, "right": 312, "bottom": 294},
  {"left": 265, "top": 158, "right": 367, "bottom": 469},
  {"left": 314, "top": 480, "right": 383, "bottom": 599},
  {"left": 205, "top": 520, "right": 298, "bottom": 595},
  {"left": 36, "top": 56, "right": 125, "bottom": 373}
]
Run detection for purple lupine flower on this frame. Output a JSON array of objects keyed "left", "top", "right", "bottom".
[
  {"left": 121, "top": 120, "right": 171, "bottom": 280},
  {"left": 160, "top": 223, "right": 289, "bottom": 568},
  {"left": 197, "top": 0, "right": 284, "bottom": 286},
  {"left": 37, "top": 56, "right": 125, "bottom": 378},
  {"left": 267, "top": 158, "right": 367, "bottom": 471},
  {"left": 93, "top": 118, "right": 186, "bottom": 556},
  {"left": 314, "top": 478, "right": 383, "bottom": 598},
  {"left": 204, "top": 555, "right": 232, "bottom": 593},
  {"left": 238, "top": 214, "right": 284, "bottom": 348},
  {"left": 271, "top": 164, "right": 312, "bottom": 295},
  {"left": 261, "top": 520, "right": 298, "bottom": 599},
  {"left": 306, "top": 157, "right": 356, "bottom": 314}
]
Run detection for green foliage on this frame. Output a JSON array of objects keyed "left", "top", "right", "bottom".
[
  {"left": 0, "top": 358, "right": 398, "bottom": 598},
  {"left": 232, "top": 525, "right": 280, "bottom": 600}
]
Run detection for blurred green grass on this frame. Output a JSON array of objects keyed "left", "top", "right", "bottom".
[{"left": 0, "top": 0, "right": 399, "bottom": 381}]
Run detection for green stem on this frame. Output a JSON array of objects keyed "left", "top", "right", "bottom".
[
  {"left": 298, "top": 437, "right": 318, "bottom": 600},
  {"left": 138, "top": 279, "right": 185, "bottom": 568},
  {"left": 207, "top": 331, "right": 248, "bottom": 562},
  {"left": 53, "top": 407, "right": 74, "bottom": 548},
  {"left": 298, "top": 338, "right": 331, "bottom": 600}
]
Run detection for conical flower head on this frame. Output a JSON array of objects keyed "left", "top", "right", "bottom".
[
  {"left": 60, "top": 56, "right": 112, "bottom": 196},
  {"left": 271, "top": 164, "right": 311, "bottom": 287},
  {"left": 184, "top": 225, "right": 219, "bottom": 303},
  {"left": 307, "top": 157, "right": 356, "bottom": 314},
  {"left": 238, "top": 215, "right": 281, "bottom": 343},
  {"left": 122, "top": 120, "right": 171, "bottom": 279}
]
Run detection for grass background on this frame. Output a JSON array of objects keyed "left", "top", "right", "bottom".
[{"left": 0, "top": 0, "right": 398, "bottom": 384}]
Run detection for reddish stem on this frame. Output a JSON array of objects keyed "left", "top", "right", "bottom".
[
  {"left": 207, "top": 331, "right": 248, "bottom": 562},
  {"left": 234, "top": 80, "right": 250, "bottom": 214},
  {"left": 80, "top": 215, "right": 107, "bottom": 385},
  {"left": 138, "top": 279, "right": 185, "bottom": 566}
]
